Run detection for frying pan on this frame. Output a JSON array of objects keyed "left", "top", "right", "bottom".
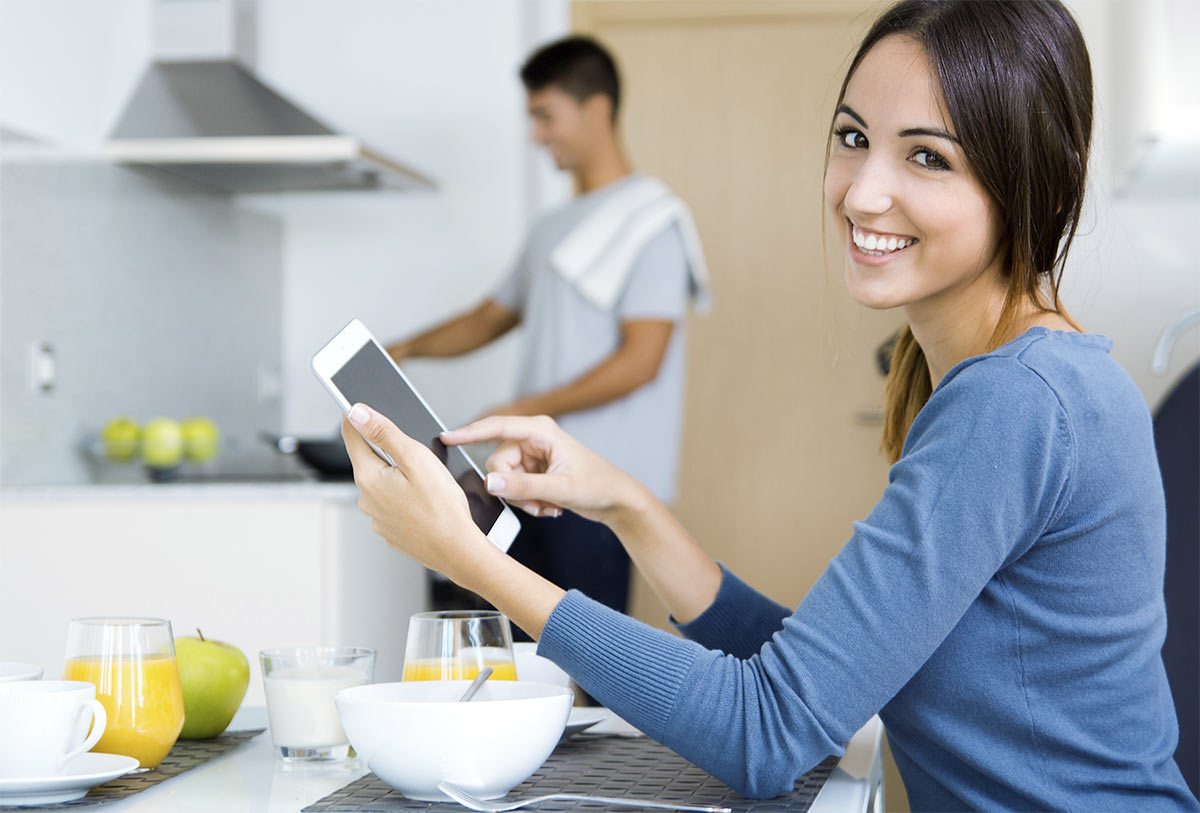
[{"left": 260, "top": 432, "right": 353, "bottom": 479}]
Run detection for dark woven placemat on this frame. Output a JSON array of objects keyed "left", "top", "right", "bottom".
[
  {"left": 0, "top": 728, "right": 265, "bottom": 810},
  {"left": 303, "top": 735, "right": 838, "bottom": 812}
]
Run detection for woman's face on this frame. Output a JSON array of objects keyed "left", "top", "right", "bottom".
[{"left": 824, "top": 35, "right": 1003, "bottom": 315}]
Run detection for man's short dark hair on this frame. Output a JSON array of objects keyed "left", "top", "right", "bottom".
[{"left": 520, "top": 36, "right": 621, "bottom": 122}]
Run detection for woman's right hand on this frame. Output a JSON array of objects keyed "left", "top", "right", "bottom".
[{"left": 440, "top": 415, "right": 644, "bottom": 524}]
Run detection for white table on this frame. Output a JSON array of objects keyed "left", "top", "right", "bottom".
[{"left": 98, "top": 709, "right": 884, "bottom": 813}]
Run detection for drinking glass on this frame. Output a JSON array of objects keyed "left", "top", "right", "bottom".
[
  {"left": 260, "top": 646, "right": 374, "bottom": 764},
  {"left": 63, "top": 617, "right": 184, "bottom": 769},
  {"left": 402, "top": 611, "right": 517, "bottom": 681}
]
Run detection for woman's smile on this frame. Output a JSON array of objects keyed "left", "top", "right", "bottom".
[{"left": 847, "top": 218, "right": 919, "bottom": 264}]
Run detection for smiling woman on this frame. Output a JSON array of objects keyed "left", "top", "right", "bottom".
[
  {"left": 822, "top": 1, "right": 1092, "bottom": 462},
  {"left": 340, "top": 2, "right": 1199, "bottom": 810}
]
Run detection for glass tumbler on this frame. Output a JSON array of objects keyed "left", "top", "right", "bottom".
[
  {"left": 63, "top": 617, "right": 185, "bottom": 769},
  {"left": 402, "top": 610, "right": 517, "bottom": 681},
  {"left": 260, "top": 646, "right": 375, "bottom": 764}
]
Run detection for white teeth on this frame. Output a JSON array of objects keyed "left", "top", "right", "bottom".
[{"left": 851, "top": 223, "right": 914, "bottom": 255}]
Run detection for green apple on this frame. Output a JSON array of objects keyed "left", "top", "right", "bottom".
[
  {"left": 176, "top": 630, "right": 250, "bottom": 739},
  {"left": 101, "top": 416, "right": 141, "bottom": 461},
  {"left": 142, "top": 417, "right": 183, "bottom": 469},
  {"left": 181, "top": 417, "right": 219, "bottom": 463}
]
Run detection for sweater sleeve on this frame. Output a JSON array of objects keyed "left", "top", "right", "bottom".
[
  {"left": 671, "top": 564, "right": 791, "bottom": 658},
  {"left": 538, "top": 357, "right": 1074, "bottom": 799}
]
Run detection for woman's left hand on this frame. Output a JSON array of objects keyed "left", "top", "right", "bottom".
[{"left": 341, "top": 403, "right": 491, "bottom": 580}]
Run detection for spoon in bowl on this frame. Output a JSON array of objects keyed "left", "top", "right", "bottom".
[{"left": 458, "top": 667, "right": 494, "bottom": 702}]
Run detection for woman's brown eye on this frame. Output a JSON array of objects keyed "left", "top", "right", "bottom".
[
  {"left": 835, "top": 128, "right": 867, "bottom": 149},
  {"left": 914, "top": 149, "right": 949, "bottom": 170}
]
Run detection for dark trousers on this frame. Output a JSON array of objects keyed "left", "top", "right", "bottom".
[{"left": 506, "top": 510, "right": 631, "bottom": 641}]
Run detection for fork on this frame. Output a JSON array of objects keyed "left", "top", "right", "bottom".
[{"left": 437, "top": 781, "right": 732, "bottom": 812}]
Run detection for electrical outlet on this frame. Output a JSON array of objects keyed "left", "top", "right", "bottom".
[{"left": 28, "top": 343, "right": 55, "bottom": 393}]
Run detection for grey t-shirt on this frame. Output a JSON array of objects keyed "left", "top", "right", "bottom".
[{"left": 492, "top": 174, "right": 691, "bottom": 502}]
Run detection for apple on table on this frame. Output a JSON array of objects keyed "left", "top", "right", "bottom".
[{"left": 176, "top": 630, "right": 250, "bottom": 739}]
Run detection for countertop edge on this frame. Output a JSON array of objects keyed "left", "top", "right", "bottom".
[{"left": 0, "top": 482, "right": 362, "bottom": 502}]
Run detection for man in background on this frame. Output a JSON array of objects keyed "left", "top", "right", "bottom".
[{"left": 388, "top": 35, "right": 707, "bottom": 618}]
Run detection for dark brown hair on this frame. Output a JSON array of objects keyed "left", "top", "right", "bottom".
[
  {"left": 828, "top": 0, "right": 1093, "bottom": 462},
  {"left": 520, "top": 36, "right": 621, "bottom": 123}
]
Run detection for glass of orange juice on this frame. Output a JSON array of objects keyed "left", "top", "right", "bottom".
[
  {"left": 402, "top": 611, "right": 517, "bottom": 682},
  {"left": 63, "top": 617, "right": 184, "bottom": 769}
]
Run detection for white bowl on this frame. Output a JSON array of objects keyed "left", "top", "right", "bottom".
[
  {"left": 335, "top": 680, "right": 572, "bottom": 801},
  {"left": 0, "top": 663, "right": 43, "bottom": 682},
  {"left": 513, "top": 643, "right": 571, "bottom": 688}
]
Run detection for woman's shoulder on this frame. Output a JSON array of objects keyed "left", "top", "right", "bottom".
[
  {"left": 941, "top": 327, "right": 1124, "bottom": 400},
  {"left": 930, "top": 327, "right": 1148, "bottom": 439}
]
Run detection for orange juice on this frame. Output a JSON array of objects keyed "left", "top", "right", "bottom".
[
  {"left": 64, "top": 655, "right": 185, "bottom": 768},
  {"left": 402, "top": 659, "right": 518, "bottom": 681}
]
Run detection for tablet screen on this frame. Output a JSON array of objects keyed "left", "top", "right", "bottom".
[{"left": 332, "top": 341, "right": 505, "bottom": 532}]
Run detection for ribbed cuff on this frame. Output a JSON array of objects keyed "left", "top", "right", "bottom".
[
  {"left": 672, "top": 564, "right": 791, "bottom": 659},
  {"left": 538, "top": 590, "right": 701, "bottom": 741}
]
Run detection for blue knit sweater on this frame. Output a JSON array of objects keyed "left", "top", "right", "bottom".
[{"left": 538, "top": 328, "right": 1198, "bottom": 811}]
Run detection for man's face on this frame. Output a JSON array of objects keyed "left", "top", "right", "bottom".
[{"left": 526, "top": 86, "right": 609, "bottom": 171}]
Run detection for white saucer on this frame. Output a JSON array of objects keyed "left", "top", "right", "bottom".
[
  {"left": 0, "top": 753, "right": 139, "bottom": 805},
  {"left": 0, "top": 662, "right": 42, "bottom": 682},
  {"left": 563, "top": 707, "right": 608, "bottom": 737}
]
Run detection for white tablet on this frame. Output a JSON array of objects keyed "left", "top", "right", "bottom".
[{"left": 312, "top": 319, "right": 520, "bottom": 552}]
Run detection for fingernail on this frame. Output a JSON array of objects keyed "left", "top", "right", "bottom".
[
  {"left": 486, "top": 473, "right": 504, "bottom": 493},
  {"left": 348, "top": 404, "right": 370, "bottom": 427},
  {"left": 529, "top": 505, "right": 541, "bottom": 517},
  {"left": 547, "top": 508, "right": 562, "bottom": 518}
]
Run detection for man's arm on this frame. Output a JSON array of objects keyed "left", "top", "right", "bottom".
[
  {"left": 386, "top": 299, "right": 519, "bottom": 362},
  {"left": 490, "top": 319, "right": 674, "bottom": 418}
]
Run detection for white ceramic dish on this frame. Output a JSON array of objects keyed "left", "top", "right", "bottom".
[
  {"left": 336, "top": 680, "right": 572, "bottom": 801},
  {"left": 0, "top": 662, "right": 43, "bottom": 682},
  {"left": 563, "top": 707, "right": 607, "bottom": 737},
  {"left": 512, "top": 643, "right": 570, "bottom": 688},
  {"left": 0, "top": 753, "right": 139, "bottom": 805}
]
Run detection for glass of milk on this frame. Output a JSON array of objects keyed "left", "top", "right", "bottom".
[{"left": 259, "top": 646, "right": 374, "bottom": 765}]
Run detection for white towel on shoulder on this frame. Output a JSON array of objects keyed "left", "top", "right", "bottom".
[{"left": 549, "top": 176, "right": 712, "bottom": 314}]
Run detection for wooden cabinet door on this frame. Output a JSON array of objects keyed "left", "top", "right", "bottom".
[{"left": 571, "top": 1, "right": 905, "bottom": 618}]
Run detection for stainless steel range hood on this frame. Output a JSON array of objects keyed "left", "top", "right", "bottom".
[{"left": 104, "top": 0, "right": 433, "bottom": 194}]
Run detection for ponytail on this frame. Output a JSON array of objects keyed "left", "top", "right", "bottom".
[{"left": 882, "top": 325, "right": 931, "bottom": 463}]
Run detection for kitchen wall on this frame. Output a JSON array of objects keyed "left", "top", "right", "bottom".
[
  {"left": 0, "top": 151, "right": 283, "bottom": 486},
  {"left": 0, "top": 2, "right": 285, "bottom": 486},
  {"left": 245, "top": 0, "right": 571, "bottom": 437},
  {"left": 0, "top": 0, "right": 570, "bottom": 484}
]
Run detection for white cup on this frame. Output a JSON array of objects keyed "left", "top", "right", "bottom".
[
  {"left": 0, "top": 680, "right": 107, "bottom": 778},
  {"left": 0, "top": 662, "right": 43, "bottom": 682}
]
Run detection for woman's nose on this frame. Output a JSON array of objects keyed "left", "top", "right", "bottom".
[{"left": 843, "top": 155, "right": 895, "bottom": 217}]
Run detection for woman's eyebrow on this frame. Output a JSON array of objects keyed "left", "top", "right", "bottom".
[
  {"left": 835, "top": 104, "right": 867, "bottom": 128},
  {"left": 898, "top": 126, "right": 962, "bottom": 145},
  {"left": 836, "top": 104, "right": 961, "bottom": 146}
]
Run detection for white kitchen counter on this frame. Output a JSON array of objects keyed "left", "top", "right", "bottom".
[
  {"left": 93, "top": 708, "right": 883, "bottom": 813},
  {"left": 0, "top": 485, "right": 427, "bottom": 705},
  {"left": 0, "top": 481, "right": 361, "bottom": 502}
]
